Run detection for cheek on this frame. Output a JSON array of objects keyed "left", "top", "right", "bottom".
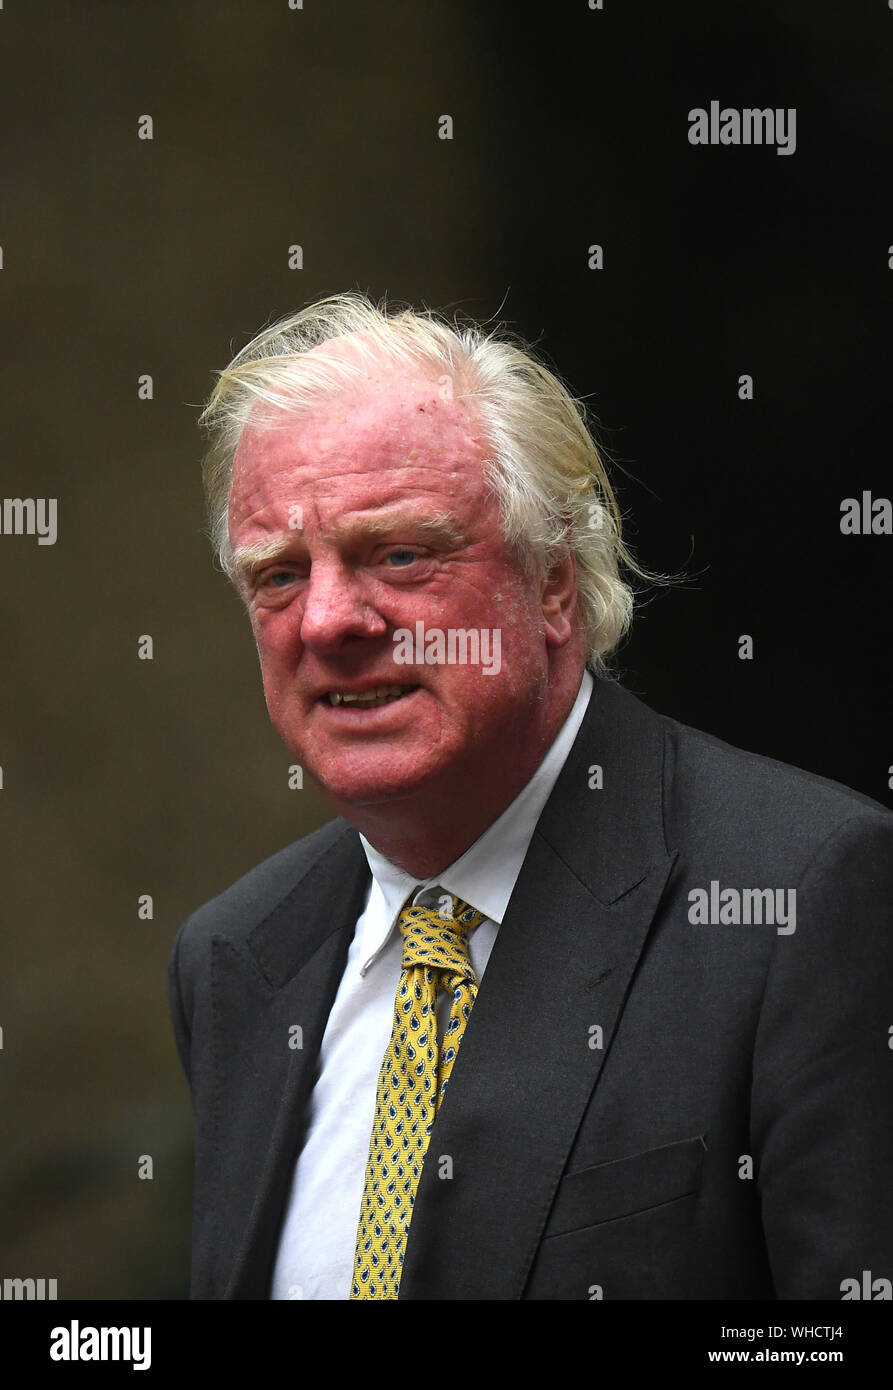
[
  {"left": 252, "top": 613, "right": 301, "bottom": 686},
  {"left": 490, "top": 589, "right": 546, "bottom": 656}
]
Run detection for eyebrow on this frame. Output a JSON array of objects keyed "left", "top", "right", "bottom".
[
  {"left": 231, "top": 508, "right": 464, "bottom": 588},
  {"left": 231, "top": 537, "right": 297, "bottom": 587}
]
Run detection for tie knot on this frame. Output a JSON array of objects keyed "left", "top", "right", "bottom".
[{"left": 398, "top": 895, "right": 484, "bottom": 976}]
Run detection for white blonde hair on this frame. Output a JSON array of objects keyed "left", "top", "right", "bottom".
[{"left": 199, "top": 291, "right": 658, "bottom": 671}]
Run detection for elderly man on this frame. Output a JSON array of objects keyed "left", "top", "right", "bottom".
[{"left": 169, "top": 292, "right": 893, "bottom": 1301}]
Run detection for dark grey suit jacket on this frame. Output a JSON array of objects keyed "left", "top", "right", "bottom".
[{"left": 168, "top": 675, "right": 893, "bottom": 1299}]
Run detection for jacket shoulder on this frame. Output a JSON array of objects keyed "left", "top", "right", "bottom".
[
  {"left": 175, "top": 815, "right": 357, "bottom": 952},
  {"left": 660, "top": 704, "right": 893, "bottom": 859}
]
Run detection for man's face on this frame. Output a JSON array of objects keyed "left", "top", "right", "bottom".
[{"left": 227, "top": 359, "right": 568, "bottom": 811}]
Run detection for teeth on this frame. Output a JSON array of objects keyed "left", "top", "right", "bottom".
[
  {"left": 342, "top": 685, "right": 395, "bottom": 703},
  {"left": 327, "top": 685, "right": 412, "bottom": 708}
]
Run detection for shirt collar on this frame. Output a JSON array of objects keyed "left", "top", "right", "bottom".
[{"left": 358, "top": 669, "right": 593, "bottom": 963}]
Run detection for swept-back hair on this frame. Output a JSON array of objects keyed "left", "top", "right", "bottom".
[{"left": 199, "top": 291, "right": 659, "bottom": 671}]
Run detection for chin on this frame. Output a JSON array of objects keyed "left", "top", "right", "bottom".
[{"left": 309, "top": 756, "right": 446, "bottom": 808}]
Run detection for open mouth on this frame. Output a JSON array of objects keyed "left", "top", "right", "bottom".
[{"left": 324, "top": 684, "right": 419, "bottom": 710}]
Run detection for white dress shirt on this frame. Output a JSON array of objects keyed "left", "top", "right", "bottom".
[{"left": 270, "top": 668, "right": 594, "bottom": 1299}]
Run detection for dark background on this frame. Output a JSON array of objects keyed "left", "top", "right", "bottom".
[{"left": 1, "top": 1, "right": 890, "bottom": 1298}]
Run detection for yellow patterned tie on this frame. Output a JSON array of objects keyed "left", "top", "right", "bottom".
[{"left": 350, "top": 892, "right": 484, "bottom": 1299}]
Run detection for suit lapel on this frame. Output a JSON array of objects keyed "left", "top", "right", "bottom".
[
  {"left": 214, "top": 826, "right": 370, "bottom": 1299},
  {"left": 399, "top": 675, "right": 676, "bottom": 1299}
]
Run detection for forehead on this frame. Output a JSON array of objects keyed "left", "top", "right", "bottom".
[{"left": 231, "top": 350, "right": 486, "bottom": 493}]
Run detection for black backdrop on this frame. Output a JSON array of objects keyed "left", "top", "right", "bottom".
[{"left": 0, "top": 0, "right": 890, "bottom": 1298}]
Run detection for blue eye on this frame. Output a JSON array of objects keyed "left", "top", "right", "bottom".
[
  {"left": 386, "top": 550, "right": 418, "bottom": 567},
  {"left": 268, "top": 571, "right": 296, "bottom": 586}
]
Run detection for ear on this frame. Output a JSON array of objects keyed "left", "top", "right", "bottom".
[{"left": 540, "top": 549, "right": 577, "bottom": 648}]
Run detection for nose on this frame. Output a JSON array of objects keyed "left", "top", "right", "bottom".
[{"left": 299, "top": 558, "right": 388, "bottom": 653}]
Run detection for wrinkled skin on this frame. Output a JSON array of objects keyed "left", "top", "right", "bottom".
[{"left": 228, "top": 350, "right": 585, "bottom": 876}]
